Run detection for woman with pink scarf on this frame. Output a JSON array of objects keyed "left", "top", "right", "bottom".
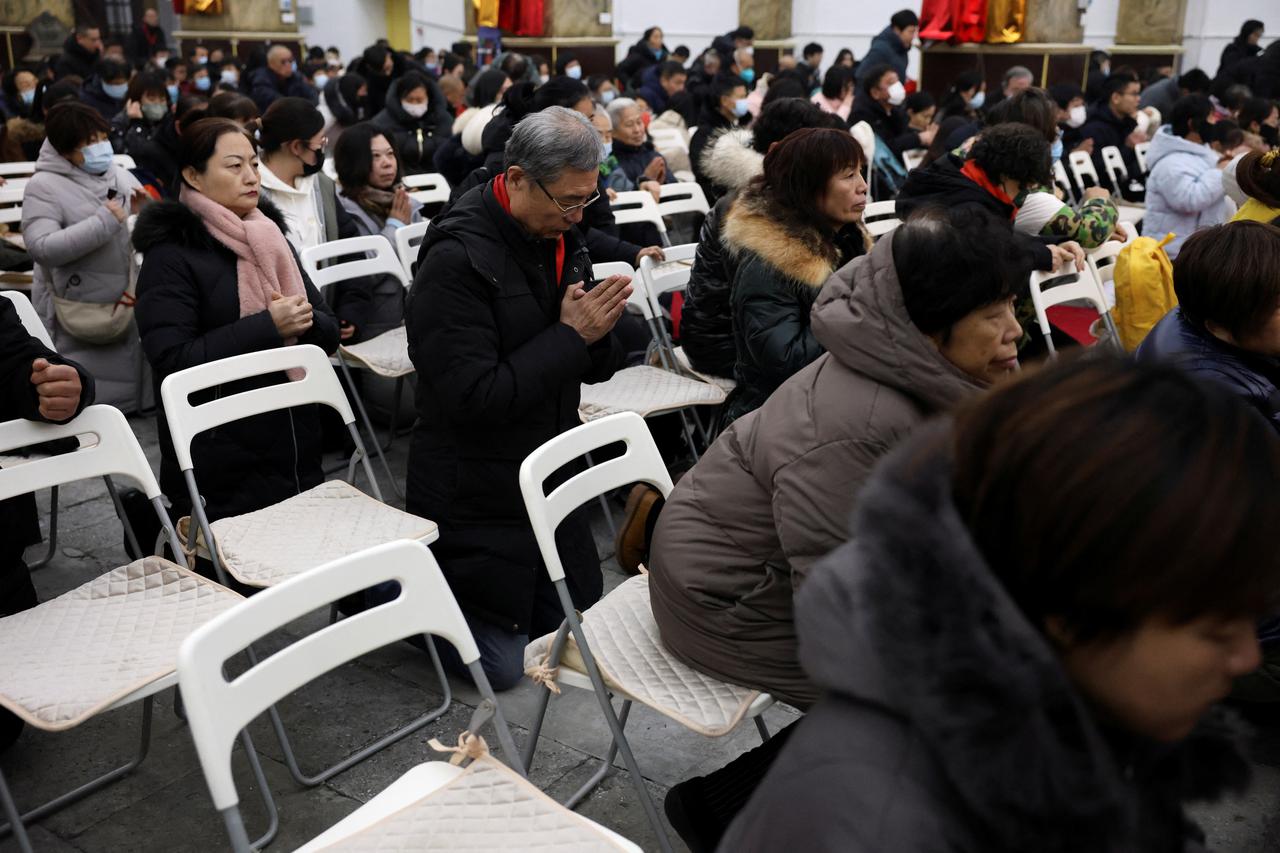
[{"left": 133, "top": 117, "right": 339, "bottom": 531}]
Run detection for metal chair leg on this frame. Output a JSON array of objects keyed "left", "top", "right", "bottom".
[
  {"left": 336, "top": 358, "right": 401, "bottom": 500},
  {"left": 522, "top": 621, "right": 572, "bottom": 774},
  {"left": 28, "top": 486, "right": 58, "bottom": 570},
  {"left": 237, "top": 730, "right": 279, "bottom": 850},
  {"left": 0, "top": 696, "right": 154, "bottom": 841},
  {"left": 754, "top": 715, "right": 770, "bottom": 742},
  {"left": 0, "top": 767, "right": 32, "bottom": 853},
  {"left": 564, "top": 699, "right": 629, "bottom": 809}
]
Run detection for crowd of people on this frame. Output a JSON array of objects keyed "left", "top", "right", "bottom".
[{"left": 3, "top": 8, "right": 1280, "bottom": 852}]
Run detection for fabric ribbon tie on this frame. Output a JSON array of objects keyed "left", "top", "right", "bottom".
[
  {"left": 179, "top": 184, "right": 308, "bottom": 380},
  {"left": 960, "top": 159, "right": 1018, "bottom": 220},
  {"left": 525, "top": 655, "right": 563, "bottom": 694},
  {"left": 428, "top": 730, "right": 490, "bottom": 765},
  {"left": 492, "top": 172, "right": 566, "bottom": 285}
]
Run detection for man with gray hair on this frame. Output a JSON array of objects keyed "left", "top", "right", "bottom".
[
  {"left": 983, "top": 65, "right": 1035, "bottom": 115},
  {"left": 405, "top": 105, "right": 632, "bottom": 689},
  {"left": 248, "top": 43, "right": 318, "bottom": 112}
]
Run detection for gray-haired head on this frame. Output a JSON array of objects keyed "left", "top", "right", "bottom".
[
  {"left": 606, "top": 96, "right": 639, "bottom": 129},
  {"left": 504, "top": 105, "right": 603, "bottom": 183},
  {"left": 1003, "top": 65, "right": 1034, "bottom": 86}
]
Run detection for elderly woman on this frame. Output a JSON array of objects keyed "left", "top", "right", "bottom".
[
  {"left": 606, "top": 96, "right": 675, "bottom": 191},
  {"left": 722, "top": 356, "right": 1280, "bottom": 851},
  {"left": 22, "top": 101, "right": 147, "bottom": 412},
  {"left": 132, "top": 117, "right": 339, "bottom": 524},
  {"left": 407, "top": 106, "right": 631, "bottom": 689}
]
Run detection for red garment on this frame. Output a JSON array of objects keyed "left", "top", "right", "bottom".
[
  {"left": 492, "top": 173, "right": 565, "bottom": 285},
  {"left": 497, "top": 0, "right": 546, "bottom": 37},
  {"left": 960, "top": 159, "right": 1017, "bottom": 219},
  {"left": 918, "top": 0, "right": 987, "bottom": 43}
]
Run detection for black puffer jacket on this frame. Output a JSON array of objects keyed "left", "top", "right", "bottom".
[
  {"left": 52, "top": 34, "right": 97, "bottom": 80},
  {"left": 722, "top": 424, "right": 1252, "bottom": 852},
  {"left": 132, "top": 197, "right": 340, "bottom": 521},
  {"left": 370, "top": 76, "right": 454, "bottom": 175},
  {"left": 406, "top": 179, "right": 624, "bottom": 633},
  {"left": 720, "top": 187, "right": 871, "bottom": 424}
]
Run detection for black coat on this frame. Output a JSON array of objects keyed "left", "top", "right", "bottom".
[
  {"left": 81, "top": 77, "right": 124, "bottom": 123},
  {"left": 611, "top": 138, "right": 672, "bottom": 187},
  {"left": 132, "top": 198, "right": 340, "bottom": 522},
  {"left": 617, "top": 41, "right": 669, "bottom": 90},
  {"left": 125, "top": 22, "right": 166, "bottom": 65},
  {"left": 109, "top": 111, "right": 176, "bottom": 192},
  {"left": 405, "top": 180, "right": 624, "bottom": 632},
  {"left": 681, "top": 190, "right": 739, "bottom": 379},
  {"left": 370, "top": 76, "right": 454, "bottom": 176},
  {"left": 248, "top": 66, "right": 319, "bottom": 114},
  {"left": 0, "top": 297, "right": 94, "bottom": 614},
  {"left": 1217, "top": 39, "right": 1262, "bottom": 78},
  {"left": 53, "top": 35, "right": 98, "bottom": 81},
  {"left": 849, "top": 96, "right": 922, "bottom": 161}
]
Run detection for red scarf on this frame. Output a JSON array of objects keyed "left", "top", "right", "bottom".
[
  {"left": 493, "top": 173, "right": 566, "bottom": 286},
  {"left": 960, "top": 159, "right": 1018, "bottom": 220}
]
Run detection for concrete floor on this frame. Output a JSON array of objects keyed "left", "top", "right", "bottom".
[{"left": 1, "top": 411, "right": 1278, "bottom": 852}]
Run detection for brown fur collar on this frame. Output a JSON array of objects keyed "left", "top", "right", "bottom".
[{"left": 721, "top": 185, "right": 872, "bottom": 288}]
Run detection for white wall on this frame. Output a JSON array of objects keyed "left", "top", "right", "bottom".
[
  {"left": 791, "top": 0, "right": 921, "bottom": 80},
  {"left": 611, "top": 0, "right": 738, "bottom": 62},
  {"left": 1180, "top": 0, "right": 1270, "bottom": 74},
  {"left": 300, "top": 0, "right": 384, "bottom": 61},
  {"left": 411, "top": 0, "right": 466, "bottom": 54}
]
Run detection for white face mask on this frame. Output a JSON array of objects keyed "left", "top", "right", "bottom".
[
  {"left": 314, "top": 73, "right": 330, "bottom": 90},
  {"left": 886, "top": 80, "right": 907, "bottom": 106},
  {"left": 1135, "top": 109, "right": 1151, "bottom": 136},
  {"left": 1068, "top": 105, "right": 1087, "bottom": 127},
  {"left": 402, "top": 101, "right": 428, "bottom": 118}
]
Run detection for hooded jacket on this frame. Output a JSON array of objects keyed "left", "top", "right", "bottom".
[
  {"left": 650, "top": 236, "right": 987, "bottom": 708},
  {"left": 1141, "top": 126, "right": 1227, "bottom": 258},
  {"left": 1217, "top": 38, "right": 1262, "bottom": 79},
  {"left": 405, "top": 179, "right": 624, "bottom": 633},
  {"left": 52, "top": 34, "right": 98, "bottom": 81},
  {"left": 21, "top": 139, "right": 144, "bottom": 412},
  {"left": 720, "top": 186, "right": 871, "bottom": 424},
  {"left": 132, "top": 197, "right": 339, "bottom": 522},
  {"left": 370, "top": 76, "right": 454, "bottom": 175},
  {"left": 855, "top": 25, "right": 909, "bottom": 85},
  {"left": 849, "top": 95, "right": 922, "bottom": 161},
  {"left": 616, "top": 39, "right": 669, "bottom": 89},
  {"left": 681, "top": 129, "right": 760, "bottom": 378},
  {"left": 720, "top": 424, "right": 1252, "bottom": 852}
]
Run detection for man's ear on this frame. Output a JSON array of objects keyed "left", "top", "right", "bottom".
[{"left": 506, "top": 164, "right": 525, "bottom": 190}]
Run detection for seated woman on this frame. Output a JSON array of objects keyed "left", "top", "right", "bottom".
[
  {"left": 606, "top": 96, "right": 675, "bottom": 190},
  {"left": 22, "top": 101, "right": 147, "bottom": 412},
  {"left": 809, "top": 65, "right": 854, "bottom": 122},
  {"left": 1230, "top": 148, "right": 1280, "bottom": 223},
  {"left": 719, "top": 127, "right": 871, "bottom": 424},
  {"left": 334, "top": 121, "right": 423, "bottom": 342},
  {"left": 369, "top": 71, "right": 453, "bottom": 176},
  {"left": 721, "top": 357, "right": 1280, "bottom": 850},
  {"left": 133, "top": 117, "right": 339, "bottom": 525}
]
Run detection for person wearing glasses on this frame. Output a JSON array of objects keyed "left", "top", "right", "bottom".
[
  {"left": 406, "top": 106, "right": 631, "bottom": 690},
  {"left": 256, "top": 96, "right": 360, "bottom": 254}
]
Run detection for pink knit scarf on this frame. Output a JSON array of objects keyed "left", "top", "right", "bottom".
[{"left": 181, "top": 185, "right": 308, "bottom": 378}]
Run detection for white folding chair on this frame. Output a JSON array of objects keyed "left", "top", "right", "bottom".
[
  {"left": 112, "top": 154, "right": 136, "bottom": 170},
  {"left": 610, "top": 190, "right": 668, "bottom": 245},
  {"left": 639, "top": 245, "right": 734, "bottom": 392},
  {"left": 902, "top": 148, "right": 926, "bottom": 171},
  {"left": 1052, "top": 158, "right": 1075, "bottom": 204},
  {"left": 1087, "top": 239, "right": 1125, "bottom": 309},
  {"left": 1100, "top": 145, "right": 1131, "bottom": 197},
  {"left": 1068, "top": 150, "right": 1101, "bottom": 193},
  {"left": 1134, "top": 140, "right": 1151, "bottom": 174},
  {"left": 519, "top": 413, "right": 775, "bottom": 853},
  {"left": 160, "top": 344, "right": 453, "bottom": 788},
  {"left": 1029, "top": 263, "right": 1120, "bottom": 356},
  {"left": 393, "top": 219, "right": 430, "bottom": 280},
  {"left": 0, "top": 187, "right": 22, "bottom": 226},
  {"left": 863, "top": 199, "right": 902, "bottom": 238},
  {"left": 302, "top": 234, "right": 414, "bottom": 495},
  {"left": 649, "top": 127, "right": 689, "bottom": 159},
  {"left": 656, "top": 180, "right": 710, "bottom": 218},
  {"left": 0, "top": 162, "right": 36, "bottom": 181},
  {"left": 179, "top": 538, "right": 642, "bottom": 853},
  {"left": 401, "top": 172, "right": 450, "bottom": 206},
  {"left": 0, "top": 405, "right": 251, "bottom": 853}
]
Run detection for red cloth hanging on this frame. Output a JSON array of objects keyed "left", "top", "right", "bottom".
[
  {"left": 918, "top": 0, "right": 987, "bottom": 44},
  {"left": 498, "top": 0, "right": 546, "bottom": 37}
]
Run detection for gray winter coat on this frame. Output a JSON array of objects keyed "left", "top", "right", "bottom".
[
  {"left": 22, "top": 139, "right": 145, "bottom": 412},
  {"left": 720, "top": 425, "right": 1250, "bottom": 852},
  {"left": 649, "top": 234, "right": 987, "bottom": 707}
]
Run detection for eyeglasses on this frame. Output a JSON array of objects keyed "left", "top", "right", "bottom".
[{"left": 536, "top": 179, "right": 600, "bottom": 214}]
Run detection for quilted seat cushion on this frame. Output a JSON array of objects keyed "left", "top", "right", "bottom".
[
  {"left": 0, "top": 558, "right": 242, "bottom": 731},
  {"left": 209, "top": 480, "right": 438, "bottom": 587},
  {"left": 672, "top": 346, "right": 736, "bottom": 393},
  {"left": 316, "top": 757, "right": 630, "bottom": 851},
  {"left": 523, "top": 574, "right": 760, "bottom": 737},
  {"left": 340, "top": 326, "right": 414, "bottom": 378},
  {"left": 579, "top": 366, "right": 726, "bottom": 422}
]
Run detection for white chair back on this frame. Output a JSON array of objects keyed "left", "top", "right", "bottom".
[
  {"left": 112, "top": 154, "right": 136, "bottom": 170},
  {"left": 1134, "top": 141, "right": 1150, "bottom": 174},
  {"left": 610, "top": 191, "right": 667, "bottom": 237},
  {"left": 863, "top": 200, "right": 901, "bottom": 238},
  {"left": 1068, "top": 150, "right": 1101, "bottom": 191},
  {"left": 656, "top": 182, "right": 710, "bottom": 218},
  {"left": 178, "top": 539, "right": 492, "bottom": 812},
  {"left": 519, "top": 413, "right": 673, "bottom": 583},
  {"left": 393, "top": 220, "right": 431, "bottom": 280},
  {"left": 638, "top": 243, "right": 696, "bottom": 307},
  {"left": 649, "top": 128, "right": 689, "bottom": 155},
  {"left": 401, "top": 173, "right": 451, "bottom": 206},
  {"left": 0, "top": 290, "right": 53, "bottom": 349},
  {"left": 593, "top": 261, "right": 650, "bottom": 318},
  {"left": 301, "top": 235, "right": 410, "bottom": 292},
  {"left": 1099, "top": 145, "right": 1129, "bottom": 193},
  {"left": 159, "top": 345, "right": 357, "bottom": 472},
  {"left": 1052, "top": 159, "right": 1075, "bottom": 204},
  {"left": 902, "top": 148, "right": 926, "bottom": 171},
  {"left": 1087, "top": 240, "right": 1125, "bottom": 308},
  {"left": 0, "top": 186, "right": 23, "bottom": 225},
  {"left": 1028, "top": 264, "right": 1117, "bottom": 355},
  {"left": 0, "top": 161, "right": 37, "bottom": 180},
  {"left": 849, "top": 121, "right": 875, "bottom": 167}
]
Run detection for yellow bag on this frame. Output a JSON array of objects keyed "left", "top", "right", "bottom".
[{"left": 1112, "top": 233, "right": 1177, "bottom": 352}]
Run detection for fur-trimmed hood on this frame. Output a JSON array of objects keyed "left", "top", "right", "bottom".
[
  {"left": 721, "top": 186, "right": 873, "bottom": 288},
  {"left": 132, "top": 196, "right": 290, "bottom": 255},
  {"left": 796, "top": 424, "right": 1252, "bottom": 851},
  {"left": 699, "top": 127, "right": 763, "bottom": 193}
]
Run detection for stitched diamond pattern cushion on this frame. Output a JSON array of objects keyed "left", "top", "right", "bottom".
[
  {"left": 209, "top": 480, "right": 437, "bottom": 587},
  {"left": 524, "top": 574, "right": 760, "bottom": 737},
  {"left": 578, "top": 366, "right": 726, "bottom": 422},
  {"left": 0, "top": 557, "right": 242, "bottom": 732},
  {"left": 316, "top": 758, "right": 631, "bottom": 851},
  {"left": 339, "top": 326, "right": 414, "bottom": 378}
]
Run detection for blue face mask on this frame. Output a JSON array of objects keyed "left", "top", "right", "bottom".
[
  {"left": 194, "top": 76, "right": 211, "bottom": 92},
  {"left": 221, "top": 70, "right": 239, "bottom": 86},
  {"left": 103, "top": 81, "right": 128, "bottom": 100},
  {"left": 79, "top": 140, "right": 114, "bottom": 175},
  {"left": 166, "top": 84, "right": 179, "bottom": 102},
  {"left": 740, "top": 68, "right": 755, "bottom": 85},
  {"left": 733, "top": 97, "right": 750, "bottom": 117},
  {"left": 969, "top": 89, "right": 985, "bottom": 110},
  {"left": 291, "top": 60, "right": 298, "bottom": 74},
  {"left": 425, "top": 63, "right": 438, "bottom": 74},
  {"left": 20, "top": 89, "right": 35, "bottom": 106},
  {"left": 1050, "top": 136, "right": 1064, "bottom": 160},
  {"left": 566, "top": 64, "right": 582, "bottom": 80},
  {"left": 602, "top": 141, "right": 613, "bottom": 157},
  {"left": 652, "top": 47, "right": 664, "bottom": 59},
  {"left": 601, "top": 89, "right": 616, "bottom": 104},
  {"left": 313, "top": 73, "right": 329, "bottom": 90}
]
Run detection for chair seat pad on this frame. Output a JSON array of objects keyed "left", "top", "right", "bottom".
[
  {"left": 524, "top": 574, "right": 760, "bottom": 737},
  {"left": 578, "top": 366, "right": 726, "bottom": 422},
  {"left": 672, "top": 346, "right": 736, "bottom": 393},
  {"left": 315, "top": 757, "right": 632, "bottom": 851},
  {"left": 340, "top": 326, "right": 414, "bottom": 378},
  {"left": 210, "top": 480, "right": 437, "bottom": 588},
  {"left": 0, "top": 558, "right": 241, "bottom": 731}
]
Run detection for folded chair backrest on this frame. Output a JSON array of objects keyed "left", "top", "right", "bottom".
[
  {"left": 593, "top": 261, "right": 651, "bottom": 319},
  {"left": 178, "top": 539, "right": 505, "bottom": 815},
  {"left": 159, "top": 345, "right": 355, "bottom": 473},
  {"left": 610, "top": 191, "right": 667, "bottom": 236},
  {"left": 395, "top": 219, "right": 431, "bottom": 279},
  {"left": 1069, "top": 150, "right": 1100, "bottom": 189},
  {"left": 656, "top": 182, "right": 710, "bottom": 218},
  {"left": 301, "top": 235, "right": 410, "bottom": 292},
  {"left": 520, "top": 412, "right": 673, "bottom": 583},
  {"left": 1, "top": 290, "right": 53, "bottom": 349}
]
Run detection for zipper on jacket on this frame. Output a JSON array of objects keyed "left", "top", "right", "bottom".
[{"left": 416, "top": 129, "right": 423, "bottom": 161}]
